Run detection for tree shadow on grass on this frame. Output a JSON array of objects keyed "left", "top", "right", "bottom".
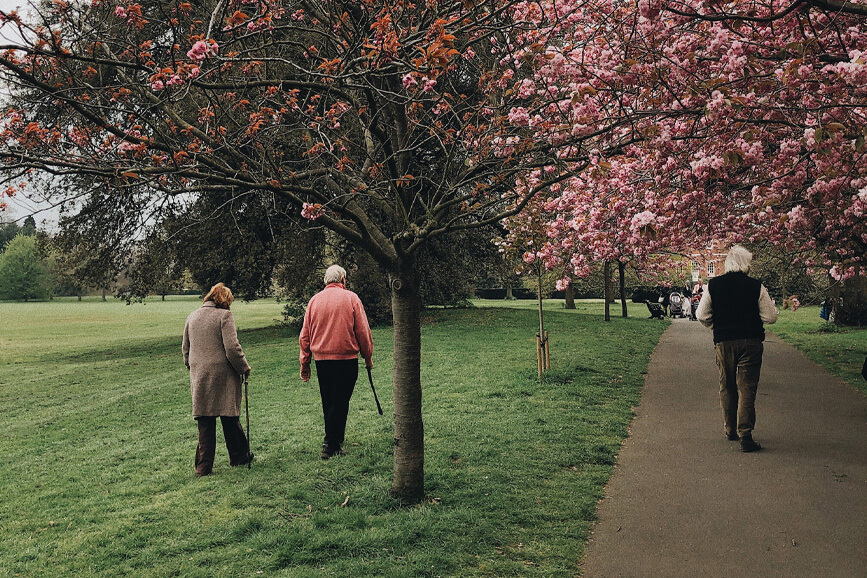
[{"left": 43, "top": 325, "right": 299, "bottom": 365}]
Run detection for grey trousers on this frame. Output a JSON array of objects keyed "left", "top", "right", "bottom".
[{"left": 715, "top": 339, "right": 764, "bottom": 438}]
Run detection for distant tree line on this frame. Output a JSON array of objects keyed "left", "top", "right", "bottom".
[
  {"left": 0, "top": 206, "right": 518, "bottom": 319},
  {"left": 6, "top": 212, "right": 841, "bottom": 324}
]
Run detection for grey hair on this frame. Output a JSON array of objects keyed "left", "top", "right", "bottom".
[
  {"left": 324, "top": 264, "right": 347, "bottom": 284},
  {"left": 724, "top": 245, "right": 753, "bottom": 273}
]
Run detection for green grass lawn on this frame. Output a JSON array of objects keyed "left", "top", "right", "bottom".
[
  {"left": 1, "top": 296, "right": 666, "bottom": 577},
  {"left": 771, "top": 305, "right": 867, "bottom": 396}
]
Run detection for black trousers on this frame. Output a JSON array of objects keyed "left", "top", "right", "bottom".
[
  {"left": 195, "top": 416, "right": 250, "bottom": 475},
  {"left": 315, "top": 359, "right": 358, "bottom": 449}
]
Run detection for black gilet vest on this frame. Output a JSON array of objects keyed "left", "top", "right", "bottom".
[{"left": 707, "top": 272, "right": 764, "bottom": 344}]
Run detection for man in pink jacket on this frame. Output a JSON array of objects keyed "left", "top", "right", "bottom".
[{"left": 299, "top": 265, "right": 374, "bottom": 459}]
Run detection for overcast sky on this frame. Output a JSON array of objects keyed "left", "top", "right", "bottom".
[
  {"left": 0, "top": 0, "right": 62, "bottom": 227},
  {"left": 0, "top": 0, "right": 25, "bottom": 16}
]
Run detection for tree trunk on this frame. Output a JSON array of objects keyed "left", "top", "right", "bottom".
[
  {"left": 505, "top": 285, "right": 513, "bottom": 300},
  {"left": 618, "top": 261, "right": 627, "bottom": 318},
  {"left": 390, "top": 268, "right": 424, "bottom": 501},
  {"left": 77, "top": 294, "right": 82, "bottom": 301},
  {"left": 830, "top": 277, "right": 841, "bottom": 323},
  {"left": 537, "top": 270, "right": 545, "bottom": 337},
  {"left": 564, "top": 283, "right": 575, "bottom": 309},
  {"left": 603, "top": 261, "right": 611, "bottom": 322},
  {"left": 837, "top": 268, "right": 866, "bottom": 326},
  {"left": 161, "top": 294, "right": 166, "bottom": 301},
  {"left": 102, "top": 288, "right": 106, "bottom": 301}
]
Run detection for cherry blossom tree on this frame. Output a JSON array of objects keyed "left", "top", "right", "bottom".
[
  {"left": 500, "top": 0, "right": 865, "bottom": 323},
  {"left": 0, "top": 0, "right": 643, "bottom": 499},
  {"left": 643, "top": 0, "right": 867, "bottom": 321},
  {"left": 503, "top": 165, "right": 687, "bottom": 320},
  {"left": 643, "top": 0, "right": 866, "bottom": 275}
]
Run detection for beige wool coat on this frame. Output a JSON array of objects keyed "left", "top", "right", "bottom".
[{"left": 182, "top": 302, "right": 251, "bottom": 417}]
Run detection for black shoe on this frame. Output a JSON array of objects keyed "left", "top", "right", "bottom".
[
  {"left": 321, "top": 444, "right": 345, "bottom": 460},
  {"left": 740, "top": 437, "right": 762, "bottom": 452},
  {"left": 232, "top": 452, "right": 254, "bottom": 466},
  {"left": 726, "top": 432, "right": 739, "bottom": 441}
]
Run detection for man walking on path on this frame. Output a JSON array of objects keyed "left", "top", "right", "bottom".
[
  {"left": 697, "top": 245, "right": 778, "bottom": 452},
  {"left": 299, "top": 265, "right": 374, "bottom": 459},
  {"left": 579, "top": 319, "right": 867, "bottom": 577}
]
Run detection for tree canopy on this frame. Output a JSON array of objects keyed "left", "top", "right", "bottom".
[
  {"left": 0, "top": 0, "right": 610, "bottom": 499},
  {"left": 500, "top": 0, "right": 866, "bottom": 286}
]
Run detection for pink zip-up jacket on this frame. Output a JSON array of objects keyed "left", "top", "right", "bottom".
[{"left": 299, "top": 283, "right": 373, "bottom": 367}]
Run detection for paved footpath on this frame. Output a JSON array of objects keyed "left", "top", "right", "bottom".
[{"left": 580, "top": 318, "right": 867, "bottom": 577}]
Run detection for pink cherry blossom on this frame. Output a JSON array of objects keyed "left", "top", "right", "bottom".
[
  {"left": 301, "top": 202, "right": 324, "bottom": 220},
  {"left": 187, "top": 40, "right": 218, "bottom": 62}
]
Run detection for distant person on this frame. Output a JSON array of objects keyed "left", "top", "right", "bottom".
[
  {"left": 819, "top": 296, "right": 831, "bottom": 321},
  {"left": 689, "top": 289, "right": 702, "bottom": 321},
  {"left": 299, "top": 265, "right": 374, "bottom": 459},
  {"left": 696, "top": 246, "right": 777, "bottom": 452},
  {"left": 182, "top": 283, "right": 253, "bottom": 476}
]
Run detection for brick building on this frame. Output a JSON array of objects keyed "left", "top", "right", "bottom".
[{"left": 687, "top": 241, "right": 728, "bottom": 283}]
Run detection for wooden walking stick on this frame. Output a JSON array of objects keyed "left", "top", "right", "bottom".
[{"left": 244, "top": 374, "right": 251, "bottom": 470}]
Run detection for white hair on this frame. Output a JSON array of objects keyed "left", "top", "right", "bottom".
[
  {"left": 724, "top": 245, "right": 753, "bottom": 273},
  {"left": 324, "top": 264, "right": 347, "bottom": 285}
]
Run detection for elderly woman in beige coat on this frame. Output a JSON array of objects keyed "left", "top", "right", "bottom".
[{"left": 182, "top": 283, "right": 253, "bottom": 476}]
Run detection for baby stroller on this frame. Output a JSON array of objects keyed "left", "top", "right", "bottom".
[{"left": 668, "top": 292, "right": 685, "bottom": 318}]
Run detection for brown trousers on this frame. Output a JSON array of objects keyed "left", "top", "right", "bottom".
[
  {"left": 194, "top": 416, "right": 250, "bottom": 476},
  {"left": 715, "top": 339, "right": 764, "bottom": 438}
]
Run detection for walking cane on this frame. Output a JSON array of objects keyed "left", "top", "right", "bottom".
[
  {"left": 366, "top": 367, "right": 384, "bottom": 415},
  {"left": 244, "top": 373, "right": 251, "bottom": 469}
]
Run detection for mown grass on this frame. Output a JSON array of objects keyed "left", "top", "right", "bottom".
[
  {"left": 1, "top": 296, "right": 666, "bottom": 577},
  {"left": 771, "top": 305, "right": 867, "bottom": 396}
]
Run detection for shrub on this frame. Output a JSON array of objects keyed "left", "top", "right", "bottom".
[{"left": 278, "top": 300, "right": 307, "bottom": 330}]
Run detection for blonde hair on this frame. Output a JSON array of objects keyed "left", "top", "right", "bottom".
[
  {"left": 324, "top": 265, "right": 346, "bottom": 285},
  {"left": 724, "top": 245, "right": 753, "bottom": 274},
  {"left": 203, "top": 283, "right": 234, "bottom": 309}
]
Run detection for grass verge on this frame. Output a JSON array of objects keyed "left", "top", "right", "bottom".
[
  {"left": 771, "top": 305, "right": 866, "bottom": 396},
  {"left": 1, "top": 297, "right": 666, "bottom": 576}
]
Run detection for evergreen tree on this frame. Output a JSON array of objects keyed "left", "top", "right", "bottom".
[{"left": 0, "top": 235, "right": 52, "bottom": 301}]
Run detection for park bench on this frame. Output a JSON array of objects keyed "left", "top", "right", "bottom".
[{"left": 645, "top": 302, "right": 666, "bottom": 319}]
